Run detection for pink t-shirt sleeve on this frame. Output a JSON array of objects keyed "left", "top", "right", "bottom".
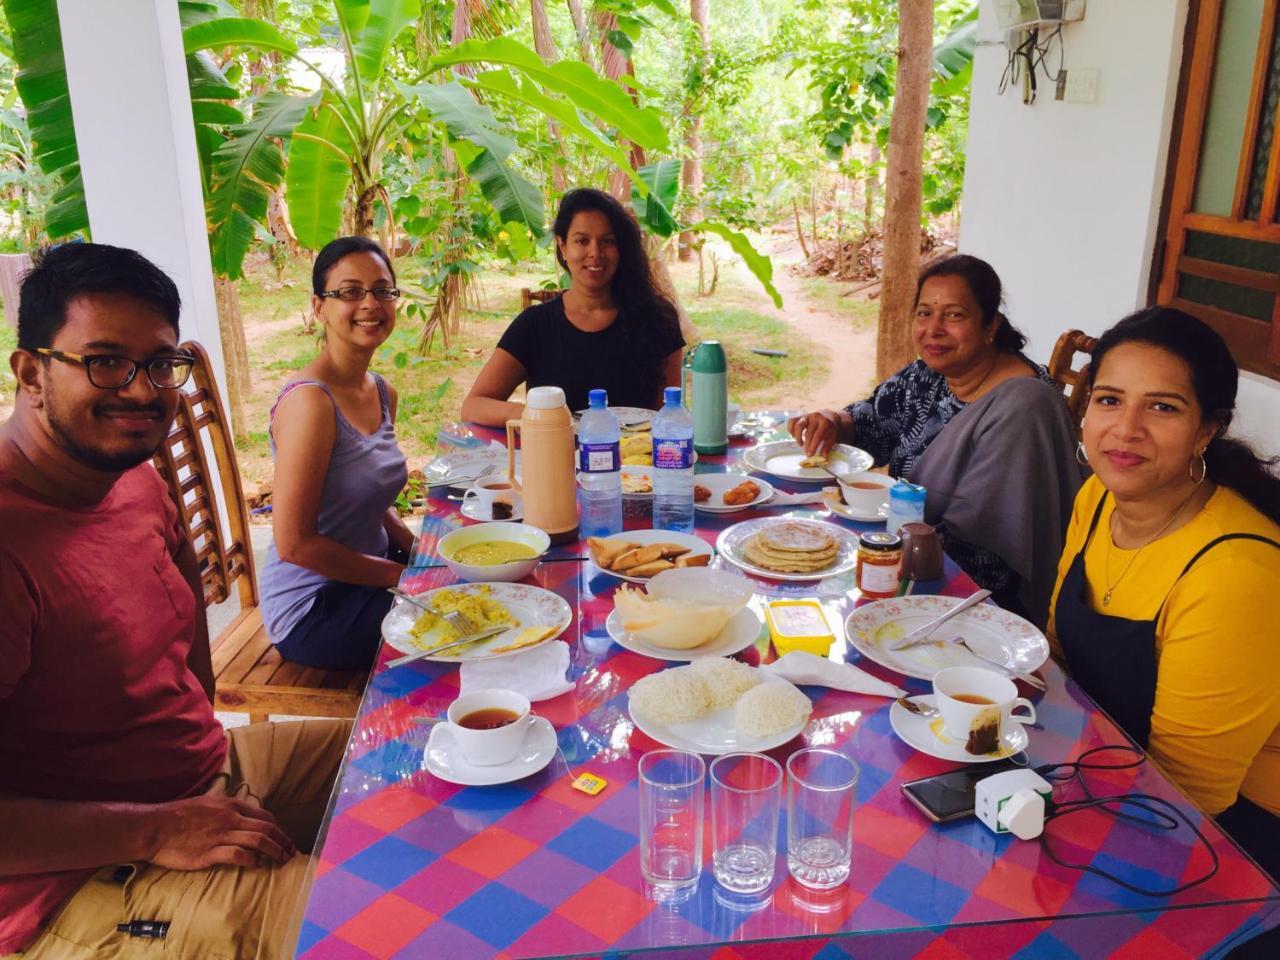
[{"left": 0, "top": 551, "right": 36, "bottom": 700}]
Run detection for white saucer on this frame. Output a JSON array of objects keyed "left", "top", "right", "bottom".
[
  {"left": 459, "top": 499, "right": 524, "bottom": 522},
  {"left": 888, "top": 695, "right": 1028, "bottom": 763},
  {"left": 424, "top": 716, "right": 558, "bottom": 785},
  {"left": 822, "top": 492, "right": 888, "bottom": 522}
]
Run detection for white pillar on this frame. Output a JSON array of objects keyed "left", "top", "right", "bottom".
[{"left": 56, "top": 0, "right": 227, "bottom": 404}]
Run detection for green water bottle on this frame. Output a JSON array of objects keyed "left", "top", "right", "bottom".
[{"left": 683, "top": 340, "right": 728, "bottom": 455}]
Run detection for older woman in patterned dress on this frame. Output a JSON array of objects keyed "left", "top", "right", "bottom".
[{"left": 789, "top": 255, "right": 1085, "bottom": 627}]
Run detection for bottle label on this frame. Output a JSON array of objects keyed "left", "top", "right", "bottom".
[
  {"left": 654, "top": 437, "right": 694, "bottom": 470},
  {"left": 579, "top": 441, "right": 619, "bottom": 473},
  {"left": 859, "top": 561, "right": 900, "bottom": 596}
]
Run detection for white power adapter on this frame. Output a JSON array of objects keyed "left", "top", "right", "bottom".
[{"left": 975, "top": 769, "right": 1053, "bottom": 840}]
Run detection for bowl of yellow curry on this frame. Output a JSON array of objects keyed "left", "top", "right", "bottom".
[{"left": 437, "top": 521, "right": 550, "bottom": 583}]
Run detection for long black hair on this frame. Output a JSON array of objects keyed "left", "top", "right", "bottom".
[
  {"left": 553, "top": 188, "right": 681, "bottom": 402},
  {"left": 1088, "top": 306, "right": 1280, "bottom": 524},
  {"left": 916, "top": 254, "right": 1028, "bottom": 353}
]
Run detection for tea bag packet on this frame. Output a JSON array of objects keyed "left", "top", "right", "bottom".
[
  {"left": 459, "top": 640, "right": 573, "bottom": 702},
  {"left": 761, "top": 651, "right": 906, "bottom": 698}
]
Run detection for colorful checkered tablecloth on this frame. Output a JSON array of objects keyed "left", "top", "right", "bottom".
[{"left": 296, "top": 422, "right": 1280, "bottom": 959}]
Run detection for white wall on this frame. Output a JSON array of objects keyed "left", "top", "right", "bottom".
[{"left": 959, "top": 0, "right": 1280, "bottom": 455}]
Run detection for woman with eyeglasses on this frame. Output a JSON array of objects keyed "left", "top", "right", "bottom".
[
  {"left": 1047, "top": 308, "right": 1280, "bottom": 888},
  {"left": 259, "top": 236, "right": 412, "bottom": 670}
]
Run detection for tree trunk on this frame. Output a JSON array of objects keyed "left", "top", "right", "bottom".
[
  {"left": 353, "top": 185, "right": 378, "bottom": 239},
  {"left": 213, "top": 278, "right": 251, "bottom": 440},
  {"left": 876, "top": 1, "right": 932, "bottom": 381},
  {"left": 863, "top": 142, "right": 880, "bottom": 238},
  {"left": 596, "top": 12, "right": 646, "bottom": 199},
  {"left": 530, "top": 0, "right": 566, "bottom": 192},
  {"left": 565, "top": 0, "right": 597, "bottom": 70},
  {"left": 792, "top": 198, "right": 810, "bottom": 259},
  {"left": 678, "top": 0, "right": 709, "bottom": 261},
  {"left": 451, "top": 0, "right": 476, "bottom": 78},
  {"left": 267, "top": 189, "right": 301, "bottom": 259}
]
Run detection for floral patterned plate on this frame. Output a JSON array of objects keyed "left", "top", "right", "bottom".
[
  {"left": 844, "top": 596, "right": 1049, "bottom": 681},
  {"left": 382, "top": 582, "right": 572, "bottom": 663}
]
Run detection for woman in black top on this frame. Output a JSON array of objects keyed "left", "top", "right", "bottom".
[{"left": 461, "top": 188, "right": 685, "bottom": 425}]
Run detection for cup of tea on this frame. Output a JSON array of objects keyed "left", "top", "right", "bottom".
[
  {"left": 837, "top": 471, "right": 895, "bottom": 512},
  {"left": 900, "top": 522, "right": 944, "bottom": 580},
  {"left": 463, "top": 474, "right": 520, "bottom": 520},
  {"left": 932, "top": 667, "right": 1036, "bottom": 750},
  {"left": 445, "top": 689, "right": 536, "bottom": 765}
]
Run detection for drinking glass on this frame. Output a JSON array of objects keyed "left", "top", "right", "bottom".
[
  {"left": 786, "top": 748, "right": 858, "bottom": 889},
  {"left": 710, "top": 752, "right": 782, "bottom": 895},
  {"left": 638, "top": 749, "right": 705, "bottom": 900}
]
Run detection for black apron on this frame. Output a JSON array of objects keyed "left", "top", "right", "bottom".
[{"left": 1054, "top": 493, "right": 1280, "bottom": 882}]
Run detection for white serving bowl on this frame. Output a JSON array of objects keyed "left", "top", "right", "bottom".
[
  {"left": 437, "top": 522, "right": 550, "bottom": 582},
  {"left": 646, "top": 567, "right": 756, "bottom": 610}
]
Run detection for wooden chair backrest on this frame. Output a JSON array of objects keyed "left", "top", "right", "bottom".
[
  {"left": 520, "top": 288, "right": 561, "bottom": 311},
  {"left": 151, "top": 341, "right": 258, "bottom": 612},
  {"left": 1047, "top": 329, "right": 1099, "bottom": 435}
]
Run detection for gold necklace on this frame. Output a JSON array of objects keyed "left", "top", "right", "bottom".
[
  {"left": 954, "top": 354, "right": 999, "bottom": 403},
  {"left": 1102, "top": 487, "right": 1200, "bottom": 606}
]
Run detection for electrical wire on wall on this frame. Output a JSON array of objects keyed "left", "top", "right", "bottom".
[{"left": 998, "top": 23, "right": 1066, "bottom": 104}]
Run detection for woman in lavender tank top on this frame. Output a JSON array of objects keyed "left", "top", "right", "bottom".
[{"left": 259, "top": 237, "right": 412, "bottom": 669}]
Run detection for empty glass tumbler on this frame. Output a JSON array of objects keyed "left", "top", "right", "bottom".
[
  {"left": 786, "top": 748, "right": 858, "bottom": 889},
  {"left": 638, "top": 749, "right": 706, "bottom": 899},
  {"left": 710, "top": 752, "right": 783, "bottom": 895}
]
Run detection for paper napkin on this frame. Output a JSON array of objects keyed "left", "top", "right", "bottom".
[
  {"left": 459, "top": 640, "right": 574, "bottom": 702},
  {"left": 761, "top": 651, "right": 906, "bottom": 698},
  {"left": 765, "top": 490, "right": 830, "bottom": 507}
]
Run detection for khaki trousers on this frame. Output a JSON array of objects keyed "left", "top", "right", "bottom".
[{"left": 8, "top": 718, "right": 351, "bottom": 960}]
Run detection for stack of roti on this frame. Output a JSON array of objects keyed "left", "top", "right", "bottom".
[{"left": 743, "top": 521, "right": 838, "bottom": 574}]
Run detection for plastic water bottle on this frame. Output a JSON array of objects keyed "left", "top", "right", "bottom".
[
  {"left": 577, "top": 389, "right": 622, "bottom": 537},
  {"left": 652, "top": 386, "right": 695, "bottom": 534},
  {"left": 886, "top": 481, "right": 927, "bottom": 535}
]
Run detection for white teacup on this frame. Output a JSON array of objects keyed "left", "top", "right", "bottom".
[
  {"left": 837, "top": 471, "right": 895, "bottom": 512},
  {"left": 462, "top": 475, "right": 520, "bottom": 519},
  {"left": 726, "top": 402, "right": 740, "bottom": 426},
  {"left": 932, "top": 666, "right": 1036, "bottom": 748},
  {"left": 445, "top": 689, "right": 536, "bottom": 766}
]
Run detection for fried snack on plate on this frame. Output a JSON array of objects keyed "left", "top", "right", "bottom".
[
  {"left": 589, "top": 536, "right": 637, "bottom": 568},
  {"left": 694, "top": 484, "right": 712, "bottom": 502},
  {"left": 655, "top": 543, "right": 692, "bottom": 560},
  {"left": 622, "top": 473, "right": 653, "bottom": 494},
  {"left": 722, "top": 479, "right": 760, "bottom": 506},
  {"left": 799, "top": 453, "right": 829, "bottom": 469},
  {"left": 627, "top": 559, "right": 676, "bottom": 578},
  {"left": 613, "top": 544, "right": 665, "bottom": 571},
  {"left": 489, "top": 625, "right": 558, "bottom": 654},
  {"left": 676, "top": 554, "right": 711, "bottom": 568}
]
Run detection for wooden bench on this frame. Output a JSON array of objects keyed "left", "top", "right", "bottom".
[
  {"left": 151, "top": 342, "right": 367, "bottom": 723},
  {"left": 1048, "top": 328, "right": 1099, "bottom": 437},
  {"left": 520, "top": 287, "right": 562, "bottom": 310}
]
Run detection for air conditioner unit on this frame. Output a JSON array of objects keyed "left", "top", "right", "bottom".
[{"left": 994, "top": 0, "right": 1086, "bottom": 30}]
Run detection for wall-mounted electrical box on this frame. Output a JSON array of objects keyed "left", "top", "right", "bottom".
[{"left": 994, "top": 0, "right": 1086, "bottom": 31}]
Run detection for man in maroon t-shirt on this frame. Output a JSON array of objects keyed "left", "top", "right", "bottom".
[{"left": 0, "top": 244, "right": 350, "bottom": 960}]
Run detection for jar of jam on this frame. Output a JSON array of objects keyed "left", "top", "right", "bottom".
[{"left": 857, "top": 531, "right": 902, "bottom": 599}]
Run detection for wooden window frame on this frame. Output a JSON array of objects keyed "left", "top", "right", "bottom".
[{"left": 1154, "top": 0, "right": 1280, "bottom": 380}]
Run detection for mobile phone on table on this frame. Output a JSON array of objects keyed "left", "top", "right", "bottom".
[{"left": 901, "top": 761, "right": 1023, "bottom": 823}]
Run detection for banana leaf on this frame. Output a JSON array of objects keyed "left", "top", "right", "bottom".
[
  {"left": 629, "top": 159, "right": 681, "bottom": 237},
  {"left": 182, "top": 17, "right": 297, "bottom": 57},
  {"left": 687, "top": 220, "right": 782, "bottom": 309},
  {"left": 346, "top": 0, "right": 419, "bottom": 93},
  {"left": 285, "top": 94, "right": 357, "bottom": 251}
]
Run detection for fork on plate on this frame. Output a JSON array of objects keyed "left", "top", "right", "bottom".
[
  {"left": 431, "top": 462, "right": 500, "bottom": 488},
  {"left": 953, "top": 636, "right": 1047, "bottom": 691}
]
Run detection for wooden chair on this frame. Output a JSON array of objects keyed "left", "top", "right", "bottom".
[
  {"left": 1048, "top": 329, "right": 1099, "bottom": 436},
  {"left": 151, "top": 342, "right": 366, "bottom": 723},
  {"left": 519, "top": 287, "right": 561, "bottom": 310}
]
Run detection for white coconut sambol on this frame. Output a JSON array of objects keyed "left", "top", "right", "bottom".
[{"left": 628, "top": 660, "right": 812, "bottom": 739}]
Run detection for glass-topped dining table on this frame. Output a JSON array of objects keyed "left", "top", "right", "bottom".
[{"left": 294, "top": 417, "right": 1279, "bottom": 959}]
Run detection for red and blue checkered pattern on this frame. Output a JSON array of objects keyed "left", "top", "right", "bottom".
[{"left": 298, "top": 425, "right": 1280, "bottom": 959}]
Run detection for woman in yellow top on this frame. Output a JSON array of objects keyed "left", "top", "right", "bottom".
[{"left": 1047, "top": 307, "right": 1280, "bottom": 883}]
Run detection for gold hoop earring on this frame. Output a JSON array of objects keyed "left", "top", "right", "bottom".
[
  {"left": 1075, "top": 441, "right": 1089, "bottom": 466},
  {"left": 1190, "top": 451, "right": 1207, "bottom": 485}
]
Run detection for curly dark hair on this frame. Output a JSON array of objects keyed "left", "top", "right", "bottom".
[
  {"left": 916, "top": 254, "right": 1028, "bottom": 354},
  {"left": 553, "top": 188, "right": 682, "bottom": 404},
  {"left": 1088, "top": 306, "right": 1280, "bottom": 524}
]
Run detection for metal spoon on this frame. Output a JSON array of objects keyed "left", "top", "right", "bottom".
[
  {"left": 895, "top": 697, "right": 940, "bottom": 719},
  {"left": 953, "top": 637, "right": 1048, "bottom": 691}
]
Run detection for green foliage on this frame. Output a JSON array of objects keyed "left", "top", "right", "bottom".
[{"left": 630, "top": 159, "right": 681, "bottom": 237}]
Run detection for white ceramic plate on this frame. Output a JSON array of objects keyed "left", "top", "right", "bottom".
[
  {"left": 606, "top": 605, "right": 762, "bottom": 662},
  {"left": 844, "top": 596, "right": 1050, "bottom": 682},
  {"left": 741, "top": 440, "right": 872, "bottom": 483},
  {"left": 889, "top": 695, "right": 1029, "bottom": 762},
  {"left": 382, "top": 582, "right": 572, "bottom": 662},
  {"left": 424, "top": 447, "right": 517, "bottom": 486},
  {"left": 628, "top": 672, "right": 810, "bottom": 756},
  {"left": 715, "top": 517, "right": 859, "bottom": 582},
  {"left": 459, "top": 498, "right": 524, "bottom": 522},
  {"left": 821, "top": 490, "right": 887, "bottom": 522},
  {"left": 573, "top": 406, "right": 655, "bottom": 432},
  {"left": 693, "top": 473, "right": 775, "bottom": 513},
  {"left": 590, "top": 529, "right": 714, "bottom": 583},
  {"left": 424, "top": 716, "right": 558, "bottom": 785},
  {"left": 620, "top": 464, "right": 654, "bottom": 499}
]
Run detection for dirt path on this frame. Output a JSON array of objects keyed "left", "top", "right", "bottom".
[{"left": 755, "top": 241, "right": 878, "bottom": 411}]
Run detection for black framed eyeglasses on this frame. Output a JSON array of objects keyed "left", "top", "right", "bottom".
[
  {"left": 319, "top": 286, "right": 400, "bottom": 302},
  {"left": 35, "top": 348, "right": 195, "bottom": 389}
]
